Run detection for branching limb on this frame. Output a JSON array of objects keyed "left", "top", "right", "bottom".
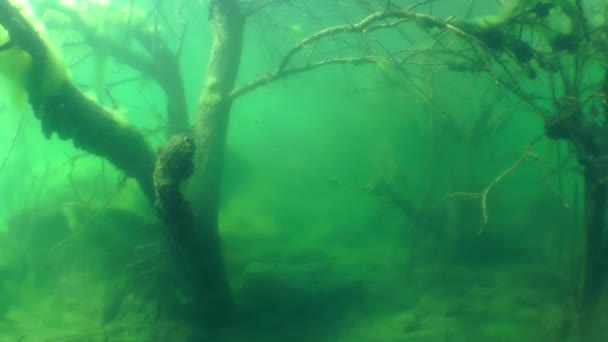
[
  {"left": 448, "top": 137, "right": 545, "bottom": 234},
  {"left": 231, "top": 2, "right": 528, "bottom": 102},
  {"left": 275, "top": 6, "right": 470, "bottom": 72}
]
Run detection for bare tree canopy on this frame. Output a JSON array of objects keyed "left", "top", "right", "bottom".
[{"left": 1, "top": 0, "right": 608, "bottom": 340}]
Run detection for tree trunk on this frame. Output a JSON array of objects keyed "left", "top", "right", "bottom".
[
  {"left": 185, "top": 0, "right": 245, "bottom": 323},
  {"left": 580, "top": 167, "right": 607, "bottom": 308}
]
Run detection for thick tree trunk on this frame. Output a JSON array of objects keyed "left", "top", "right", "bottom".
[
  {"left": 580, "top": 168, "right": 607, "bottom": 308},
  {"left": 545, "top": 112, "right": 608, "bottom": 334},
  {"left": 185, "top": 0, "right": 245, "bottom": 322}
]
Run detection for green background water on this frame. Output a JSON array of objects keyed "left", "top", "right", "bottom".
[{"left": 0, "top": 0, "right": 598, "bottom": 340}]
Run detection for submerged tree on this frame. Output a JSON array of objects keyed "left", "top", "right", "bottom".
[{"left": 1, "top": 0, "right": 607, "bottom": 339}]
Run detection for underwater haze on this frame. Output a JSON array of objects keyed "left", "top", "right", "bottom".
[{"left": 1, "top": 0, "right": 607, "bottom": 341}]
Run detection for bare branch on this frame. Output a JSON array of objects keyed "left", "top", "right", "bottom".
[
  {"left": 231, "top": 55, "right": 382, "bottom": 98},
  {"left": 233, "top": 3, "right": 530, "bottom": 102},
  {"left": 37, "top": 0, "right": 190, "bottom": 135},
  {"left": 275, "top": 8, "right": 470, "bottom": 73},
  {"left": 447, "top": 136, "right": 545, "bottom": 234}
]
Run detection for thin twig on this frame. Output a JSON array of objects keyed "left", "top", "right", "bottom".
[{"left": 0, "top": 114, "right": 25, "bottom": 173}]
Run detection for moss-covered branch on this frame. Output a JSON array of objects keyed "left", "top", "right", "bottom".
[{"left": 0, "top": 0, "right": 157, "bottom": 202}]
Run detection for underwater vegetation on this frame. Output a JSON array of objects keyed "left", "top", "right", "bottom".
[{"left": 1, "top": 0, "right": 608, "bottom": 340}]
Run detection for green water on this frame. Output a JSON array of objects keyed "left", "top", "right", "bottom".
[{"left": 0, "top": 0, "right": 605, "bottom": 341}]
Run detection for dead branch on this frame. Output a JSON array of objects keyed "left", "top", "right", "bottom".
[
  {"left": 231, "top": 55, "right": 381, "bottom": 98},
  {"left": 447, "top": 136, "right": 545, "bottom": 234}
]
